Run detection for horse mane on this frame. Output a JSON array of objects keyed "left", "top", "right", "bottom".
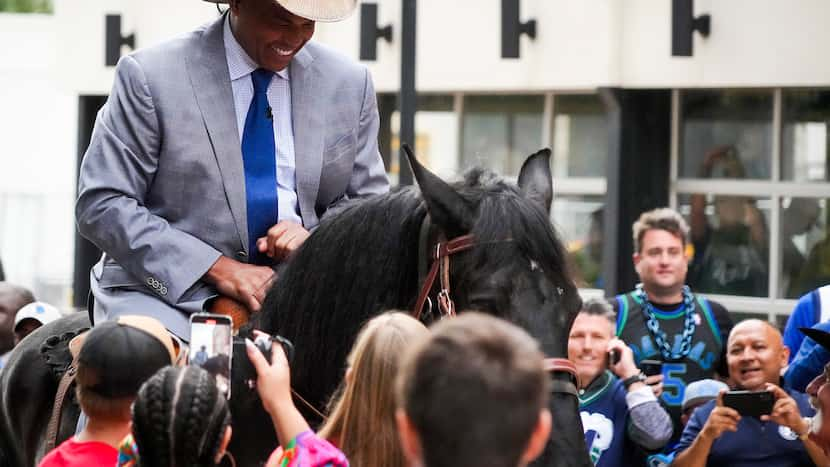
[
  {"left": 259, "top": 166, "right": 572, "bottom": 413},
  {"left": 260, "top": 187, "right": 427, "bottom": 410}
]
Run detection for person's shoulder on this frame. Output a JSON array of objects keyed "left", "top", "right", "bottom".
[
  {"left": 303, "top": 41, "right": 367, "bottom": 80},
  {"left": 698, "top": 296, "right": 729, "bottom": 316}
]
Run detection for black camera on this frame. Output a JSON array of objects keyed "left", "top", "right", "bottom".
[
  {"left": 233, "top": 333, "right": 295, "bottom": 392},
  {"left": 253, "top": 334, "right": 294, "bottom": 365}
]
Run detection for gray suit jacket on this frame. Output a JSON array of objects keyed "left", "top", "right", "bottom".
[{"left": 76, "top": 15, "right": 389, "bottom": 338}]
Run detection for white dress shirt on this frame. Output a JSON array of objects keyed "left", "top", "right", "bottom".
[{"left": 223, "top": 16, "right": 302, "bottom": 225}]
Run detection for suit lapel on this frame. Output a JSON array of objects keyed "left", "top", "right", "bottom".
[
  {"left": 290, "top": 47, "right": 323, "bottom": 226},
  {"left": 186, "top": 14, "right": 249, "bottom": 252}
]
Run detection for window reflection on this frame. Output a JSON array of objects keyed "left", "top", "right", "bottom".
[
  {"left": 379, "top": 95, "right": 456, "bottom": 183},
  {"left": 461, "top": 95, "right": 544, "bottom": 177},
  {"left": 552, "top": 94, "right": 608, "bottom": 178},
  {"left": 680, "top": 90, "right": 773, "bottom": 180},
  {"left": 782, "top": 90, "right": 830, "bottom": 183},
  {"left": 780, "top": 197, "right": 829, "bottom": 298},
  {"left": 679, "top": 194, "right": 771, "bottom": 297},
  {"left": 552, "top": 196, "right": 604, "bottom": 289}
]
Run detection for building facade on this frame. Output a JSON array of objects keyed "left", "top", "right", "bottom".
[{"left": 1, "top": 0, "right": 828, "bottom": 323}]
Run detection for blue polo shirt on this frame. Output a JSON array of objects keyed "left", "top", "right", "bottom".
[{"left": 673, "top": 388, "right": 816, "bottom": 467}]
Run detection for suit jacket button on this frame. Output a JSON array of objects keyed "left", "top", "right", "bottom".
[{"left": 236, "top": 251, "right": 247, "bottom": 260}]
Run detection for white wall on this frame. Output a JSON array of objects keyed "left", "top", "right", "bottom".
[
  {"left": 621, "top": 0, "right": 830, "bottom": 88},
  {"left": 53, "top": 0, "right": 830, "bottom": 94},
  {"left": 0, "top": 13, "right": 77, "bottom": 306}
]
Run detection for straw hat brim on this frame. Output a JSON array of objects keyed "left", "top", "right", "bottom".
[{"left": 203, "top": 0, "right": 357, "bottom": 22}]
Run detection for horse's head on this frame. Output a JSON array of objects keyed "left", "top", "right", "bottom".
[{"left": 404, "top": 146, "right": 582, "bottom": 358}]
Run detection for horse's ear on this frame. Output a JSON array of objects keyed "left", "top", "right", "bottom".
[
  {"left": 402, "top": 144, "right": 474, "bottom": 237},
  {"left": 518, "top": 148, "right": 553, "bottom": 213}
]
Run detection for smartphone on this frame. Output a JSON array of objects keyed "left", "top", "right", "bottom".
[
  {"left": 723, "top": 390, "right": 775, "bottom": 417},
  {"left": 608, "top": 349, "right": 620, "bottom": 366},
  {"left": 639, "top": 359, "right": 663, "bottom": 377},
  {"left": 189, "top": 313, "right": 233, "bottom": 399}
]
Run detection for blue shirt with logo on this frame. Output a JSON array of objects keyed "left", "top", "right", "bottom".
[
  {"left": 673, "top": 388, "right": 816, "bottom": 467},
  {"left": 579, "top": 371, "right": 630, "bottom": 467}
]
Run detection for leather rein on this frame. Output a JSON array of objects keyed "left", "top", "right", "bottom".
[{"left": 413, "top": 217, "right": 579, "bottom": 396}]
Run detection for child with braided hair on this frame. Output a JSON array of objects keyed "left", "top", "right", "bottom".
[{"left": 119, "top": 365, "right": 232, "bottom": 467}]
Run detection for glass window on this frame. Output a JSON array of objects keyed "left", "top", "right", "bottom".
[
  {"left": 678, "top": 194, "right": 771, "bottom": 297},
  {"left": 780, "top": 197, "right": 829, "bottom": 299},
  {"left": 460, "top": 95, "right": 544, "bottom": 177},
  {"left": 680, "top": 90, "right": 773, "bottom": 180},
  {"left": 552, "top": 195, "right": 605, "bottom": 289},
  {"left": 552, "top": 94, "right": 608, "bottom": 178},
  {"left": 380, "top": 95, "right": 456, "bottom": 183},
  {"left": 782, "top": 90, "right": 830, "bottom": 183}
]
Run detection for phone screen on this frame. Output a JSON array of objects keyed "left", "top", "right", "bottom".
[{"left": 189, "top": 314, "right": 233, "bottom": 399}]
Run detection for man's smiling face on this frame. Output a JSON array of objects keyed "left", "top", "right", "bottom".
[
  {"left": 726, "top": 320, "right": 788, "bottom": 392},
  {"left": 229, "top": 0, "right": 315, "bottom": 72}
]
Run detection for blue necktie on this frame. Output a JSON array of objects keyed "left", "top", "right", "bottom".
[{"left": 241, "top": 68, "right": 278, "bottom": 265}]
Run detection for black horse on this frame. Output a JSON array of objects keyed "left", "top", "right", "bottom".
[
  {"left": 229, "top": 147, "right": 591, "bottom": 466},
  {"left": 0, "top": 147, "right": 591, "bottom": 467}
]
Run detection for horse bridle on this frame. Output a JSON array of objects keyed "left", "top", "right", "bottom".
[{"left": 413, "top": 217, "right": 580, "bottom": 396}]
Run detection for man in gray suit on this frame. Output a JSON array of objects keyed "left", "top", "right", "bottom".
[{"left": 76, "top": 0, "right": 389, "bottom": 340}]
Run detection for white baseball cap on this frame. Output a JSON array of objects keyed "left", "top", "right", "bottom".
[{"left": 14, "top": 302, "right": 62, "bottom": 330}]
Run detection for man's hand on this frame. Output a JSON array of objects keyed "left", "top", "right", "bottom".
[
  {"left": 608, "top": 338, "right": 639, "bottom": 380},
  {"left": 203, "top": 256, "right": 274, "bottom": 312},
  {"left": 700, "top": 390, "right": 741, "bottom": 441},
  {"left": 256, "top": 220, "right": 310, "bottom": 261},
  {"left": 607, "top": 338, "right": 663, "bottom": 396},
  {"left": 763, "top": 383, "right": 810, "bottom": 435},
  {"left": 645, "top": 374, "right": 664, "bottom": 398}
]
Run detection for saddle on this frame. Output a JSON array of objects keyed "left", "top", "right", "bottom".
[{"left": 208, "top": 296, "right": 252, "bottom": 331}]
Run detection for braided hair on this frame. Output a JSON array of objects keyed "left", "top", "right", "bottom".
[{"left": 131, "top": 365, "right": 231, "bottom": 467}]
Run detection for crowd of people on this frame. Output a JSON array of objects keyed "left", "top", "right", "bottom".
[{"left": 0, "top": 207, "right": 823, "bottom": 467}]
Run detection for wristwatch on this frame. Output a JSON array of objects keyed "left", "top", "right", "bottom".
[{"left": 622, "top": 372, "right": 647, "bottom": 389}]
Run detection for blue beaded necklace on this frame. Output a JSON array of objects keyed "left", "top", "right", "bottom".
[{"left": 635, "top": 284, "right": 697, "bottom": 361}]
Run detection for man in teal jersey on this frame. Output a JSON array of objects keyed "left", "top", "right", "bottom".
[
  {"left": 569, "top": 299, "right": 672, "bottom": 466},
  {"left": 615, "top": 208, "right": 733, "bottom": 444}
]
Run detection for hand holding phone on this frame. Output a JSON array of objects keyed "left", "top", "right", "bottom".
[
  {"left": 608, "top": 349, "right": 620, "bottom": 366},
  {"left": 639, "top": 359, "right": 663, "bottom": 377}
]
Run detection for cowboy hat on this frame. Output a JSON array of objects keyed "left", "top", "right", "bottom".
[{"left": 203, "top": 0, "right": 357, "bottom": 22}]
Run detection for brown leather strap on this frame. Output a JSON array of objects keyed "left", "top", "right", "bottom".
[
  {"left": 544, "top": 358, "right": 580, "bottom": 386},
  {"left": 45, "top": 363, "right": 77, "bottom": 452},
  {"left": 413, "top": 234, "right": 476, "bottom": 320}
]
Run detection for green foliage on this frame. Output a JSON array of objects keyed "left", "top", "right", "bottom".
[{"left": 0, "top": 0, "right": 53, "bottom": 13}]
